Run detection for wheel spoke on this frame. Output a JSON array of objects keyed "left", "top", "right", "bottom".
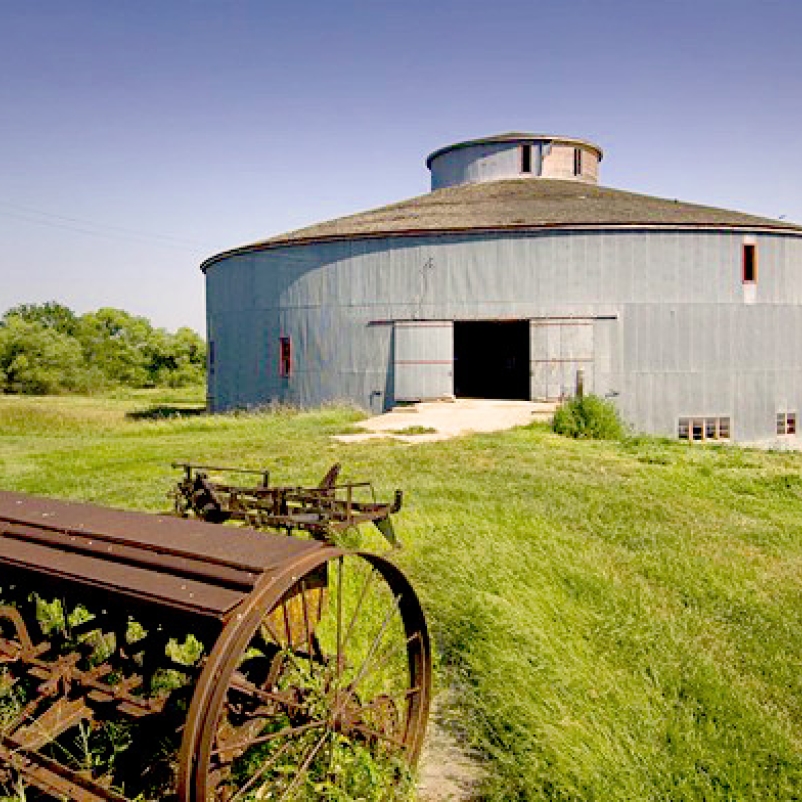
[
  {"left": 335, "top": 556, "right": 343, "bottom": 683},
  {"left": 200, "top": 553, "right": 430, "bottom": 800},
  {"left": 339, "top": 564, "right": 377, "bottom": 664},
  {"left": 344, "top": 594, "right": 402, "bottom": 699},
  {"left": 299, "top": 579, "right": 315, "bottom": 684},
  {"left": 211, "top": 719, "right": 325, "bottom": 758},
  {"left": 277, "top": 728, "right": 330, "bottom": 801},
  {"left": 227, "top": 739, "right": 294, "bottom": 802},
  {"left": 281, "top": 598, "right": 292, "bottom": 650},
  {"left": 229, "top": 675, "right": 305, "bottom": 714},
  {"left": 351, "top": 721, "right": 408, "bottom": 749},
  {"left": 347, "top": 630, "right": 420, "bottom": 702}
]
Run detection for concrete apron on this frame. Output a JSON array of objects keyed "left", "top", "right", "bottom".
[{"left": 334, "top": 399, "right": 557, "bottom": 443}]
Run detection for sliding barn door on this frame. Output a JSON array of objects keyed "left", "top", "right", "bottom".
[{"left": 393, "top": 321, "right": 453, "bottom": 402}]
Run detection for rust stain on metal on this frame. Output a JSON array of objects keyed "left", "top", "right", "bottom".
[{"left": 0, "top": 485, "right": 430, "bottom": 800}]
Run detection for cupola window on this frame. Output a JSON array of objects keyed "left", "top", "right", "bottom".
[
  {"left": 573, "top": 148, "right": 582, "bottom": 176},
  {"left": 521, "top": 144, "right": 533, "bottom": 174}
]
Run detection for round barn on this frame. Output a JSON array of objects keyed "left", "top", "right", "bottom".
[{"left": 202, "top": 133, "right": 802, "bottom": 443}]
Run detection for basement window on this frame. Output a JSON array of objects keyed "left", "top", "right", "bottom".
[
  {"left": 678, "top": 416, "right": 731, "bottom": 441},
  {"left": 743, "top": 242, "right": 758, "bottom": 283},
  {"left": 279, "top": 336, "right": 293, "bottom": 377},
  {"left": 777, "top": 411, "right": 797, "bottom": 436},
  {"left": 521, "top": 144, "right": 532, "bottom": 174},
  {"left": 573, "top": 148, "right": 582, "bottom": 176}
]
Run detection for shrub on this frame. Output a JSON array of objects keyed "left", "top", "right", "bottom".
[{"left": 552, "top": 394, "right": 625, "bottom": 440}]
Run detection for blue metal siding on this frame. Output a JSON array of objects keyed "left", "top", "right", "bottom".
[{"left": 206, "top": 229, "right": 802, "bottom": 441}]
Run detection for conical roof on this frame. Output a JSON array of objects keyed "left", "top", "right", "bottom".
[{"left": 202, "top": 178, "right": 802, "bottom": 271}]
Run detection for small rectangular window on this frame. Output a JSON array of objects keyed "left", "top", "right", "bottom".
[
  {"left": 521, "top": 144, "right": 532, "bottom": 174},
  {"left": 573, "top": 148, "right": 582, "bottom": 176},
  {"left": 279, "top": 336, "right": 292, "bottom": 377},
  {"left": 208, "top": 341, "right": 215, "bottom": 374},
  {"left": 777, "top": 411, "right": 797, "bottom": 435},
  {"left": 678, "top": 415, "right": 730, "bottom": 441},
  {"left": 743, "top": 243, "right": 757, "bottom": 283}
]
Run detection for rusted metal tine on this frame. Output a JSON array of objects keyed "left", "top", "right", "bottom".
[{"left": 0, "top": 734, "right": 128, "bottom": 802}]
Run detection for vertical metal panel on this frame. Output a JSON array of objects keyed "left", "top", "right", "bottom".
[
  {"left": 394, "top": 321, "right": 453, "bottom": 401},
  {"left": 530, "top": 320, "right": 594, "bottom": 400}
]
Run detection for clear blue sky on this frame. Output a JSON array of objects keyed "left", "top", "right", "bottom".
[{"left": 1, "top": 0, "right": 800, "bottom": 334}]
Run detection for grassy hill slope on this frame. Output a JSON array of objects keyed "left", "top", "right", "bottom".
[{"left": 2, "top": 391, "right": 802, "bottom": 801}]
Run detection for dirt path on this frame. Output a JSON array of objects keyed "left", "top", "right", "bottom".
[{"left": 417, "top": 695, "right": 486, "bottom": 802}]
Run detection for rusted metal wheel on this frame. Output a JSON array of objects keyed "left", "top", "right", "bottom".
[{"left": 178, "top": 550, "right": 431, "bottom": 801}]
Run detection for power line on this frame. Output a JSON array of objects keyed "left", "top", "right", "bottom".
[{"left": 0, "top": 200, "right": 216, "bottom": 250}]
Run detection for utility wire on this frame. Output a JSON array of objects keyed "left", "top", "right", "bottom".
[{"left": 0, "top": 200, "right": 216, "bottom": 250}]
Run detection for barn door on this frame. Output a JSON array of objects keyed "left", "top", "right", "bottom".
[
  {"left": 393, "top": 321, "right": 453, "bottom": 402},
  {"left": 530, "top": 320, "right": 594, "bottom": 400}
]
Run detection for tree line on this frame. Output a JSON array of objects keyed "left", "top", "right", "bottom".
[{"left": 0, "top": 302, "right": 206, "bottom": 394}]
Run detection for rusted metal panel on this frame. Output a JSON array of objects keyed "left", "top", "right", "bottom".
[
  {"left": 1, "top": 522, "right": 257, "bottom": 590},
  {"left": 0, "top": 489, "right": 321, "bottom": 575},
  {"left": 0, "top": 536, "right": 245, "bottom": 617}
]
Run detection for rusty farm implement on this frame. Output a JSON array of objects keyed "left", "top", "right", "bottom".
[
  {"left": 171, "top": 462, "right": 403, "bottom": 546},
  {"left": 0, "top": 484, "right": 431, "bottom": 801}
]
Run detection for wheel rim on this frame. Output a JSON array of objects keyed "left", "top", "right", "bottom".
[{"left": 182, "top": 551, "right": 431, "bottom": 801}]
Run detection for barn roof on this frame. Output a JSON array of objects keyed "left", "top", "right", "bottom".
[{"left": 201, "top": 179, "right": 802, "bottom": 271}]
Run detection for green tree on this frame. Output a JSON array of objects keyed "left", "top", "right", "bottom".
[
  {"left": 2, "top": 301, "right": 79, "bottom": 336},
  {"left": 0, "top": 317, "right": 88, "bottom": 394},
  {"left": 0, "top": 301, "right": 205, "bottom": 393},
  {"left": 145, "top": 326, "right": 206, "bottom": 387},
  {"left": 75, "top": 308, "right": 155, "bottom": 387}
]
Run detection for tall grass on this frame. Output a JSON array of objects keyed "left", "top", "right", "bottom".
[{"left": 2, "top": 392, "right": 802, "bottom": 800}]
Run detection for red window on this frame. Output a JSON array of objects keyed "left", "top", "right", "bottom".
[
  {"left": 743, "top": 243, "right": 758, "bottom": 283},
  {"left": 279, "top": 336, "right": 292, "bottom": 377}
]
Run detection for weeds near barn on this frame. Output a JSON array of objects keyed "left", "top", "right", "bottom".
[
  {"left": 2, "top": 390, "right": 802, "bottom": 800},
  {"left": 552, "top": 393, "right": 626, "bottom": 440}
]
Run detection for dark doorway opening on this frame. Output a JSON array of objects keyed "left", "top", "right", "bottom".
[{"left": 453, "top": 320, "right": 530, "bottom": 400}]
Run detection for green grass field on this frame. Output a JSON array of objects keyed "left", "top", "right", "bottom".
[{"left": 2, "top": 390, "right": 802, "bottom": 801}]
